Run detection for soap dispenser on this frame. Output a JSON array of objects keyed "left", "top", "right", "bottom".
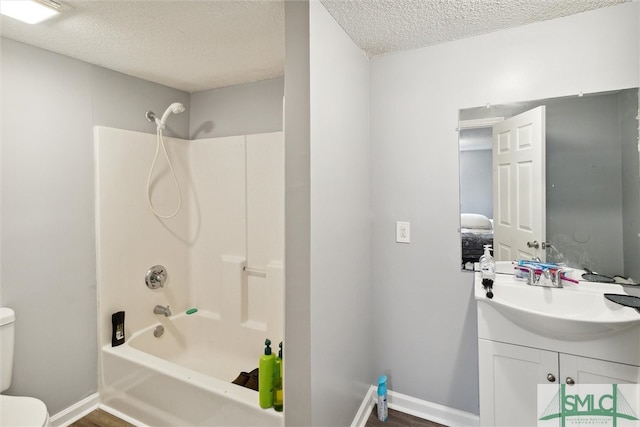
[
  {"left": 479, "top": 244, "right": 495, "bottom": 298},
  {"left": 259, "top": 339, "right": 275, "bottom": 409},
  {"left": 479, "top": 244, "right": 495, "bottom": 281}
]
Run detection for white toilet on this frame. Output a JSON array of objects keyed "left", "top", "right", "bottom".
[{"left": 1, "top": 307, "right": 51, "bottom": 427}]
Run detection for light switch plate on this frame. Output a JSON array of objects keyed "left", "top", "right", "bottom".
[{"left": 396, "top": 221, "right": 410, "bottom": 243}]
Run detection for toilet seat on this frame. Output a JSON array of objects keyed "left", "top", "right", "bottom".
[{"left": 0, "top": 395, "right": 50, "bottom": 427}]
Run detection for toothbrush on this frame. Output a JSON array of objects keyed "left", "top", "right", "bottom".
[
  {"left": 514, "top": 266, "right": 579, "bottom": 284},
  {"left": 517, "top": 260, "right": 560, "bottom": 270},
  {"left": 558, "top": 272, "right": 579, "bottom": 284}
]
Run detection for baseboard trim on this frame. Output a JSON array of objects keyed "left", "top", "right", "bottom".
[
  {"left": 351, "top": 385, "right": 377, "bottom": 427},
  {"left": 49, "top": 392, "right": 100, "bottom": 427},
  {"left": 351, "top": 386, "right": 479, "bottom": 427},
  {"left": 52, "top": 387, "right": 479, "bottom": 427},
  {"left": 388, "top": 389, "right": 479, "bottom": 426},
  {"left": 99, "top": 404, "right": 150, "bottom": 427}
]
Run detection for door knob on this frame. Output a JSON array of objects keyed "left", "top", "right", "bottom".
[
  {"left": 566, "top": 377, "right": 575, "bottom": 385},
  {"left": 527, "top": 241, "right": 540, "bottom": 249},
  {"left": 547, "top": 373, "right": 556, "bottom": 382}
]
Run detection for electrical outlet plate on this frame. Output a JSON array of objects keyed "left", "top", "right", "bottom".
[{"left": 396, "top": 221, "right": 410, "bottom": 243}]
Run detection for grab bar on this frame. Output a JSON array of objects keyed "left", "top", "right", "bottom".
[{"left": 243, "top": 265, "right": 267, "bottom": 277}]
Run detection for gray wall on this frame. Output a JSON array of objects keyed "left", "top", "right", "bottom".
[
  {"left": 459, "top": 148, "right": 493, "bottom": 218},
  {"left": 620, "top": 90, "right": 640, "bottom": 281},
  {"left": 1, "top": 37, "right": 189, "bottom": 415},
  {"left": 546, "top": 93, "right": 624, "bottom": 275},
  {"left": 369, "top": 2, "right": 638, "bottom": 415},
  {"left": 190, "top": 77, "right": 284, "bottom": 139},
  {"left": 283, "top": 1, "right": 372, "bottom": 425},
  {"left": 309, "top": 1, "right": 372, "bottom": 425},
  {"left": 283, "top": 1, "right": 312, "bottom": 425}
]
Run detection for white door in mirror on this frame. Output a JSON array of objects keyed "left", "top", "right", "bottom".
[{"left": 493, "top": 106, "right": 546, "bottom": 262}]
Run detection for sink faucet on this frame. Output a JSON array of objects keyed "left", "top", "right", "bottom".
[
  {"left": 153, "top": 305, "right": 171, "bottom": 317},
  {"left": 521, "top": 266, "right": 564, "bottom": 288}
]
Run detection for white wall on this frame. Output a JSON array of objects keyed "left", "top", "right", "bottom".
[
  {"left": 95, "top": 127, "right": 283, "bottom": 351},
  {"left": 369, "top": 2, "right": 639, "bottom": 414},
  {"left": 95, "top": 128, "right": 193, "bottom": 347},
  {"left": 1, "top": 38, "right": 189, "bottom": 415}
]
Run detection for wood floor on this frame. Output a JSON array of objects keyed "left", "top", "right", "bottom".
[
  {"left": 69, "top": 409, "right": 134, "bottom": 427},
  {"left": 365, "top": 406, "right": 447, "bottom": 427},
  {"left": 72, "top": 406, "right": 447, "bottom": 427}
]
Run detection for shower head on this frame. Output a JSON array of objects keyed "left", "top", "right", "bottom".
[{"left": 159, "top": 102, "right": 186, "bottom": 128}]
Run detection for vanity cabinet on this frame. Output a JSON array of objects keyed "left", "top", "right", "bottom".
[
  {"left": 476, "top": 267, "right": 640, "bottom": 426},
  {"left": 479, "top": 339, "right": 640, "bottom": 426},
  {"left": 478, "top": 340, "right": 556, "bottom": 426}
]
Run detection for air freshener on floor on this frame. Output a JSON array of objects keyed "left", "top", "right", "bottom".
[
  {"left": 377, "top": 375, "right": 388, "bottom": 422},
  {"left": 111, "top": 311, "right": 125, "bottom": 347}
]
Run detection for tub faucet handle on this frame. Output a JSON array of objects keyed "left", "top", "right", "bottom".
[{"left": 146, "top": 265, "right": 167, "bottom": 289}]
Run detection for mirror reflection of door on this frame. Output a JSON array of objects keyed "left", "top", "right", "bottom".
[
  {"left": 492, "top": 106, "right": 546, "bottom": 262},
  {"left": 459, "top": 88, "right": 639, "bottom": 281}
]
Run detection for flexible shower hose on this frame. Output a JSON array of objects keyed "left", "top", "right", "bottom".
[{"left": 146, "top": 128, "right": 182, "bottom": 218}]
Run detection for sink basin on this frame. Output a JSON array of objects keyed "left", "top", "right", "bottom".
[{"left": 476, "top": 268, "right": 640, "bottom": 341}]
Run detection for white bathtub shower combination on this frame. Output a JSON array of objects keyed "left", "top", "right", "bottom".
[
  {"left": 101, "top": 310, "right": 281, "bottom": 426},
  {"left": 95, "top": 127, "right": 284, "bottom": 426}
]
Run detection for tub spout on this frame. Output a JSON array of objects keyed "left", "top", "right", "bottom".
[{"left": 154, "top": 305, "right": 171, "bottom": 317}]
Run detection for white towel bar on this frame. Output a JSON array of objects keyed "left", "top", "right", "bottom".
[{"left": 243, "top": 265, "right": 267, "bottom": 277}]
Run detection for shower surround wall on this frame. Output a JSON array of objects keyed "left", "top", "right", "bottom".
[{"left": 95, "top": 126, "right": 283, "bottom": 355}]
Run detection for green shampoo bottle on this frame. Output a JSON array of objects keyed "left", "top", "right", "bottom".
[
  {"left": 273, "top": 342, "right": 283, "bottom": 412},
  {"left": 259, "top": 339, "right": 275, "bottom": 408}
]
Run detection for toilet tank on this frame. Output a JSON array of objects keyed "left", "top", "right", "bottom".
[{"left": 0, "top": 307, "right": 16, "bottom": 392}]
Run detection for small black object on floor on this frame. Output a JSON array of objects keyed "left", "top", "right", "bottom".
[
  {"left": 232, "top": 367, "right": 259, "bottom": 391},
  {"left": 366, "top": 405, "right": 447, "bottom": 427}
]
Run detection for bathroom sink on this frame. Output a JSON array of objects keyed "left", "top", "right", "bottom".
[{"left": 476, "top": 267, "right": 640, "bottom": 340}]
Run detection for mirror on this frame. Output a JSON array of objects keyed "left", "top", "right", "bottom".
[{"left": 459, "top": 88, "right": 640, "bottom": 283}]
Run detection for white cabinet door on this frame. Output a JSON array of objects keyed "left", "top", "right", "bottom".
[
  {"left": 561, "top": 353, "right": 640, "bottom": 385},
  {"left": 479, "top": 339, "right": 559, "bottom": 426},
  {"left": 479, "top": 345, "right": 640, "bottom": 427},
  {"left": 554, "top": 355, "right": 640, "bottom": 422}
]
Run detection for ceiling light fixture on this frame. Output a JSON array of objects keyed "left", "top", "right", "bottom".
[{"left": 0, "top": 0, "right": 61, "bottom": 24}]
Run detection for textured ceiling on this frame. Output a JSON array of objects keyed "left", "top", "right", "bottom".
[
  {"left": 323, "top": 0, "right": 630, "bottom": 58},
  {"left": 0, "top": 0, "right": 285, "bottom": 92},
  {"left": 0, "top": 0, "right": 630, "bottom": 92}
]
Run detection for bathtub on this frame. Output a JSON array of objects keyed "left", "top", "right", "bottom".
[{"left": 100, "top": 310, "right": 283, "bottom": 426}]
